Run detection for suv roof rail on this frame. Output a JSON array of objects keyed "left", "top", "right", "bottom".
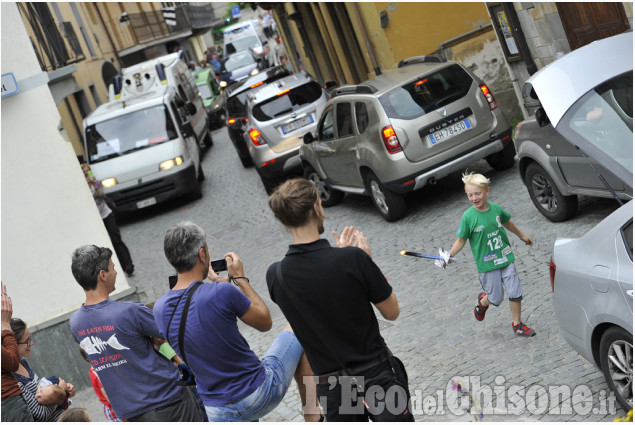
[
  {"left": 398, "top": 55, "right": 447, "bottom": 68},
  {"left": 332, "top": 85, "right": 377, "bottom": 98}
]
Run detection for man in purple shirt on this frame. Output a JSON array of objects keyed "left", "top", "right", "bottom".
[
  {"left": 153, "top": 221, "right": 319, "bottom": 421},
  {"left": 69, "top": 245, "right": 202, "bottom": 421}
]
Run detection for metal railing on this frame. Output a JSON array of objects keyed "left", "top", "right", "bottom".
[{"left": 113, "top": 4, "right": 215, "bottom": 51}]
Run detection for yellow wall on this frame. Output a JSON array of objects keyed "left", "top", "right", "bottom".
[{"left": 372, "top": 2, "right": 491, "bottom": 67}]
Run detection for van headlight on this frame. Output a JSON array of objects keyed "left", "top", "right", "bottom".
[
  {"left": 159, "top": 156, "right": 184, "bottom": 171},
  {"left": 220, "top": 80, "right": 228, "bottom": 88},
  {"left": 250, "top": 68, "right": 260, "bottom": 76},
  {"left": 101, "top": 178, "right": 117, "bottom": 188}
]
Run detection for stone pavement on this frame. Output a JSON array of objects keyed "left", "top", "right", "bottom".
[{"left": 73, "top": 125, "right": 625, "bottom": 422}]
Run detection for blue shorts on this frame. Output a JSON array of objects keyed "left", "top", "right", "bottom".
[{"left": 205, "top": 330, "right": 303, "bottom": 422}]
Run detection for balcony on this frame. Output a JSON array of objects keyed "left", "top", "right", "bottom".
[{"left": 114, "top": 3, "right": 215, "bottom": 53}]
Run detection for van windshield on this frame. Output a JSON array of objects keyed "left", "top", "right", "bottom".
[
  {"left": 225, "top": 36, "right": 259, "bottom": 55},
  {"left": 85, "top": 105, "right": 177, "bottom": 164}
]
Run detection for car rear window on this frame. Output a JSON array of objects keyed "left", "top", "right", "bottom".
[
  {"left": 379, "top": 64, "right": 474, "bottom": 120},
  {"left": 226, "top": 70, "right": 293, "bottom": 117},
  {"left": 252, "top": 82, "right": 322, "bottom": 122}
]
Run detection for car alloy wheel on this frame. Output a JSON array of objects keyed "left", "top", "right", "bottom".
[
  {"left": 600, "top": 327, "right": 633, "bottom": 412},
  {"left": 525, "top": 162, "right": 577, "bottom": 222},
  {"left": 304, "top": 166, "right": 343, "bottom": 207},
  {"left": 364, "top": 171, "right": 406, "bottom": 222}
]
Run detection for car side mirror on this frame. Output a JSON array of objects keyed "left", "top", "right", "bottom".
[
  {"left": 303, "top": 132, "right": 315, "bottom": 144},
  {"left": 181, "top": 122, "right": 194, "bottom": 138},
  {"left": 185, "top": 102, "right": 197, "bottom": 116},
  {"left": 535, "top": 107, "right": 551, "bottom": 127},
  {"left": 324, "top": 81, "right": 337, "bottom": 92}
]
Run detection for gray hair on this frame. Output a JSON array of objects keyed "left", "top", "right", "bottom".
[
  {"left": 164, "top": 221, "right": 207, "bottom": 273},
  {"left": 71, "top": 245, "right": 112, "bottom": 291}
]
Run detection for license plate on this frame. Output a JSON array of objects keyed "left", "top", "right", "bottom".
[
  {"left": 281, "top": 115, "right": 313, "bottom": 134},
  {"left": 136, "top": 197, "right": 157, "bottom": 209},
  {"left": 428, "top": 119, "right": 471, "bottom": 144}
]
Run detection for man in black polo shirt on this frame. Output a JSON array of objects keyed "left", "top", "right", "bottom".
[{"left": 266, "top": 178, "right": 413, "bottom": 421}]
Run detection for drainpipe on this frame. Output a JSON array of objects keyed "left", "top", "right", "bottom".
[
  {"left": 438, "top": 24, "right": 492, "bottom": 57},
  {"left": 351, "top": 4, "right": 381, "bottom": 76},
  {"left": 94, "top": 3, "right": 123, "bottom": 69}
]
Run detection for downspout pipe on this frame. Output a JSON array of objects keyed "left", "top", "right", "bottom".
[
  {"left": 351, "top": 4, "right": 381, "bottom": 76},
  {"left": 94, "top": 3, "right": 123, "bottom": 69},
  {"left": 438, "top": 24, "right": 492, "bottom": 56}
]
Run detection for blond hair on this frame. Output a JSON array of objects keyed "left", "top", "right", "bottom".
[{"left": 462, "top": 172, "right": 490, "bottom": 189}]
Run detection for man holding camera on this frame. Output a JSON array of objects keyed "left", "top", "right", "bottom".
[{"left": 153, "top": 221, "right": 319, "bottom": 422}]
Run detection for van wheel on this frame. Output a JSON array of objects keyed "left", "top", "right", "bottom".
[
  {"left": 198, "top": 164, "right": 205, "bottom": 182},
  {"left": 525, "top": 162, "right": 577, "bottom": 222},
  {"left": 364, "top": 171, "right": 406, "bottom": 222},
  {"left": 486, "top": 141, "right": 516, "bottom": 170},
  {"left": 599, "top": 327, "right": 633, "bottom": 412},
  {"left": 190, "top": 180, "right": 202, "bottom": 200},
  {"left": 304, "top": 165, "right": 343, "bottom": 207}
]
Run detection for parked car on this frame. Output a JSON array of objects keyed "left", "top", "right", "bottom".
[
  {"left": 513, "top": 32, "right": 633, "bottom": 222},
  {"left": 300, "top": 56, "right": 514, "bottom": 221},
  {"left": 224, "top": 66, "right": 292, "bottom": 167},
  {"left": 538, "top": 32, "right": 633, "bottom": 412},
  {"left": 193, "top": 67, "right": 225, "bottom": 130},
  {"left": 219, "top": 50, "right": 264, "bottom": 89},
  {"left": 244, "top": 71, "right": 329, "bottom": 193},
  {"left": 551, "top": 200, "right": 633, "bottom": 411}
]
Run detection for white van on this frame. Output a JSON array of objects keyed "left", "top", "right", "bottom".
[
  {"left": 109, "top": 51, "right": 212, "bottom": 148},
  {"left": 223, "top": 19, "right": 269, "bottom": 61},
  {"left": 84, "top": 85, "right": 204, "bottom": 213}
]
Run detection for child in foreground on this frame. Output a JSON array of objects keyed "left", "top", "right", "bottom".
[{"left": 448, "top": 172, "right": 536, "bottom": 337}]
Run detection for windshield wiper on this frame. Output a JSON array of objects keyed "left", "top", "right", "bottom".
[
  {"left": 274, "top": 108, "right": 293, "bottom": 117},
  {"left": 575, "top": 145, "right": 624, "bottom": 206},
  {"left": 94, "top": 152, "right": 121, "bottom": 162}
]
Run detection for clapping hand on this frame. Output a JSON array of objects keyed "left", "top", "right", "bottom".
[{"left": 332, "top": 226, "right": 373, "bottom": 258}]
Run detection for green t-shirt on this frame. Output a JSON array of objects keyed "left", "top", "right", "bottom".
[{"left": 456, "top": 202, "right": 515, "bottom": 273}]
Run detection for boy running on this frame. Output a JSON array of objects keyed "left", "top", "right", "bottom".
[{"left": 448, "top": 172, "right": 536, "bottom": 337}]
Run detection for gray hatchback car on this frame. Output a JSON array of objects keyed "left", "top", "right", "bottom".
[
  {"left": 300, "top": 56, "right": 514, "bottom": 221},
  {"left": 245, "top": 72, "right": 329, "bottom": 192}
]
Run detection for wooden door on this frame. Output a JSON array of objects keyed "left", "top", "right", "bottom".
[{"left": 556, "top": 3, "right": 630, "bottom": 50}]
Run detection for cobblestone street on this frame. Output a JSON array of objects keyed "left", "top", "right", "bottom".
[{"left": 75, "top": 125, "right": 624, "bottom": 422}]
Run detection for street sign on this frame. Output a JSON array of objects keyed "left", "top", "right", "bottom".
[
  {"left": 162, "top": 6, "right": 177, "bottom": 26},
  {"left": 230, "top": 5, "right": 241, "bottom": 18},
  {"left": 1, "top": 73, "right": 18, "bottom": 98}
]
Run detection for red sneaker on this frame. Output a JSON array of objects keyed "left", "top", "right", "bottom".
[
  {"left": 474, "top": 292, "right": 488, "bottom": 321},
  {"left": 512, "top": 322, "right": 536, "bottom": 337}
]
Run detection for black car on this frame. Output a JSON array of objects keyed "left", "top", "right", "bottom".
[{"left": 223, "top": 66, "right": 291, "bottom": 167}]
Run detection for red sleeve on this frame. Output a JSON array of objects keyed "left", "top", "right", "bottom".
[{"left": 1, "top": 331, "right": 20, "bottom": 372}]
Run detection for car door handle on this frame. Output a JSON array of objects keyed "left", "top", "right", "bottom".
[{"left": 314, "top": 145, "right": 334, "bottom": 154}]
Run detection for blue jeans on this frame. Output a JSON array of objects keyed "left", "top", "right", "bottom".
[{"left": 205, "top": 330, "right": 303, "bottom": 421}]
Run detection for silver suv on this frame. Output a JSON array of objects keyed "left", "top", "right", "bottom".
[
  {"left": 300, "top": 56, "right": 514, "bottom": 221},
  {"left": 245, "top": 72, "right": 329, "bottom": 193}
]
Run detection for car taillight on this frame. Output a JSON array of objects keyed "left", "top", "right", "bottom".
[
  {"left": 549, "top": 258, "right": 556, "bottom": 293},
  {"left": 228, "top": 117, "right": 248, "bottom": 126},
  {"left": 381, "top": 126, "right": 402, "bottom": 154},
  {"left": 248, "top": 129, "right": 267, "bottom": 146},
  {"left": 479, "top": 84, "right": 498, "bottom": 110}
]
